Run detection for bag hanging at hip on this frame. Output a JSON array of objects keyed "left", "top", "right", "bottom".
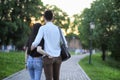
[
  {"left": 58, "top": 27, "right": 71, "bottom": 62},
  {"left": 60, "top": 44, "right": 71, "bottom": 61}
]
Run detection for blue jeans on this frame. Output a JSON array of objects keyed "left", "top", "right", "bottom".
[{"left": 27, "top": 56, "right": 43, "bottom": 80}]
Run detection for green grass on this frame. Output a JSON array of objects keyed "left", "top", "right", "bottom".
[
  {"left": 79, "top": 53, "right": 120, "bottom": 80},
  {"left": 0, "top": 51, "right": 25, "bottom": 80}
]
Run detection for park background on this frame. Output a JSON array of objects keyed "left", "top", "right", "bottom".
[{"left": 0, "top": 0, "right": 120, "bottom": 80}]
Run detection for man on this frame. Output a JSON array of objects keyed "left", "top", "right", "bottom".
[{"left": 31, "top": 10, "right": 67, "bottom": 80}]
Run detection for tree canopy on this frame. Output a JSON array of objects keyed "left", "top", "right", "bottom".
[
  {"left": 0, "top": 0, "right": 70, "bottom": 49},
  {"left": 74, "top": 0, "right": 120, "bottom": 60}
]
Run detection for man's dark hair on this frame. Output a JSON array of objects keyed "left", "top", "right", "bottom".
[{"left": 44, "top": 10, "right": 53, "bottom": 21}]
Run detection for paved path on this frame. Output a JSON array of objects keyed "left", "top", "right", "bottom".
[{"left": 3, "top": 54, "right": 91, "bottom": 80}]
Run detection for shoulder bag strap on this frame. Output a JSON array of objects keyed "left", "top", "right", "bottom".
[{"left": 58, "top": 27, "right": 65, "bottom": 45}]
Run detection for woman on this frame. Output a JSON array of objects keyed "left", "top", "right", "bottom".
[{"left": 25, "top": 23, "right": 44, "bottom": 80}]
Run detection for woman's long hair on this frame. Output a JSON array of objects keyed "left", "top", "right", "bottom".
[{"left": 27, "top": 23, "right": 41, "bottom": 50}]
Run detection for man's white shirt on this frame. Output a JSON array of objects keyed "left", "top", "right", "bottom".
[{"left": 32, "top": 22, "right": 67, "bottom": 57}]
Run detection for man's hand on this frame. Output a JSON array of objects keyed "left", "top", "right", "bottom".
[{"left": 31, "top": 45, "right": 35, "bottom": 51}]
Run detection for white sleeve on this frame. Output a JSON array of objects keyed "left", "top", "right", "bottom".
[{"left": 32, "top": 27, "right": 44, "bottom": 47}]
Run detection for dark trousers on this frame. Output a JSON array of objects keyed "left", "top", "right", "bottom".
[{"left": 43, "top": 56, "right": 62, "bottom": 80}]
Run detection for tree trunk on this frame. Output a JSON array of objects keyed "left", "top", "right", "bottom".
[{"left": 101, "top": 43, "right": 107, "bottom": 61}]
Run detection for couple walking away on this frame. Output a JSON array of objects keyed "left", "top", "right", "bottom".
[{"left": 25, "top": 10, "right": 68, "bottom": 80}]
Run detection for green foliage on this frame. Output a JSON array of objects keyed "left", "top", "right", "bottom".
[
  {"left": 0, "top": 0, "right": 44, "bottom": 49},
  {"left": 0, "top": 21, "right": 18, "bottom": 44},
  {"left": 0, "top": 52, "right": 25, "bottom": 80},
  {"left": 79, "top": 53, "right": 120, "bottom": 80},
  {"left": 92, "top": 0, "right": 120, "bottom": 60},
  {"left": 73, "top": 8, "right": 93, "bottom": 48},
  {"left": 75, "top": 0, "right": 120, "bottom": 60},
  {"left": 0, "top": 1, "right": 70, "bottom": 49}
]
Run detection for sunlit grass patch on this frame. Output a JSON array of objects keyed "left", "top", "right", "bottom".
[
  {"left": 79, "top": 53, "right": 120, "bottom": 80},
  {"left": 0, "top": 51, "right": 25, "bottom": 79}
]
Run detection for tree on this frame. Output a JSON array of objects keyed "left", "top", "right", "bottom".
[
  {"left": 0, "top": 0, "right": 45, "bottom": 49},
  {"left": 74, "top": 0, "right": 120, "bottom": 61},
  {"left": 73, "top": 8, "right": 94, "bottom": 49},
  {"left": 91, "top": 0, "right": 120, "bottom": 60}
]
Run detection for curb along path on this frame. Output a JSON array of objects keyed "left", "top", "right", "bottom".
[{"left": 3, "top": 54, "right": 91, "bottom": 80}]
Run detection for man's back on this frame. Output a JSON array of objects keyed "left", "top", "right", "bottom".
[{"left": 41, "top": 22, "right": 61, "bottom": 57}]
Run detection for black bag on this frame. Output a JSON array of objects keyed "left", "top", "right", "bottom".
[
  {"left": 60, "top": 44, "right": 71, "bottom": 61},
  {"left": 58, "top": 27, "right": 71, "bottom": 61}
]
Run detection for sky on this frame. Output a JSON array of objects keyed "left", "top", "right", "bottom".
[{"left": 42, "top": 0, "right": 95, "bottom": 16}]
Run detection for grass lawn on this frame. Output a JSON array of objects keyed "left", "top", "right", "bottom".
[
  {"left": 79, "top": 53, "right": 120, "bottom": 80},
  {"left": 0, "top": 51, "right": 25, "bottom": 80}
]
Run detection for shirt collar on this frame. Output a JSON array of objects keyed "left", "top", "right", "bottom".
[{"left": 46, "top": 22, "right": 53, "bottom": 25}]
